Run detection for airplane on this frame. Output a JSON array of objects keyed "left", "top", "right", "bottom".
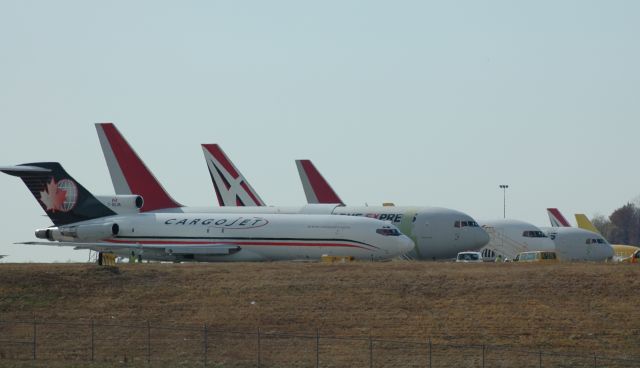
[
  {"left": 0, "top": 163, "right": 414, "bottom": 262},
  {"left": 95, "top": 122, "right": 490, "bottom": 261},
  {"left": 574, "top": 213, "right": 639, "bottom": 261},
  {"left": 478, "top": 219, "right": 556, "bottom": 261},
  {"left": 290, "top": 159, "right": 491, "bottom": 260},
  {"left": 539, "top": 208, "right": 614, "bottom": 261}
]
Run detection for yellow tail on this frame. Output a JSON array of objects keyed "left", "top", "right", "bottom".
[{"left": 574, "top": 214, "right": 600, "bottom": 234}]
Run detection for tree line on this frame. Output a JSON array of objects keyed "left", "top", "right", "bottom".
[{"left": 592, "top": 203, "right": 640, "bottom": 246}]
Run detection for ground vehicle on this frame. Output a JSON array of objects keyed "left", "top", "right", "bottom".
[
  {"left": 455, "top": 251, "right": 483, "bottom": 263},
  {"left": 514, "top": 251, "right": 558, "bottom": 262},
  {"left": 621, "top": 249, "right": 640, "bottom": 263}
]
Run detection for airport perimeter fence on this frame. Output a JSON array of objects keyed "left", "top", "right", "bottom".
[{"left": 0, "top": 319, "right": 638, "bottom": 368}]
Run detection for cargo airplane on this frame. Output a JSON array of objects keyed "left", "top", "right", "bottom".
[
  {"left": 94, "top": 123, "right": 489, "bottom": 260},
  {"left": 574, "top": 213, "right": 638, "bottom": 261},
  {"left": 541, "top": 208, "right": 614, "bottom": 261},
  {"left": 0, "top": 163, "right": 413, "bottom": 262}
]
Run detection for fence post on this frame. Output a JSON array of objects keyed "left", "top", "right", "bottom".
[
  {"left": 91, "top": 319, "right": 95, "bottom": 362},
  {"left": 203, "top": 324, "right": 208, "bottom": 367},
  {"left": 369, "top": 334, "right": 373, "bottom": 368},
  {"left": 316, "top": 328, "right": 319, "bottom": 368},
  {"left": 539, "top": 350, "right": 542, "bottom": 368},
  {"left": 146, "top": 321, "right": 151, "bottom": 364},
  {"left": 257, "top": 328, "right": 261, "bottom": 368},
  {"left": 32, "top": 320, "right": 37, "bottom": 361},
  {"left": 428, "top": 337, "right": 432, "bottom": 368}
]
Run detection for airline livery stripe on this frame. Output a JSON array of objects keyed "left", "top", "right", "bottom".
[
  {"left": 112, "top": 236, "right": 378, "bottom": 248},
  {"left": 240, "top": 181, "right": 261, "bottom": 206},
  {"left": 105, "top": 238, "right": 372, "bottom": 250},
  {"left": 204, "top": 144, "right": 239, "bottom": 179}
]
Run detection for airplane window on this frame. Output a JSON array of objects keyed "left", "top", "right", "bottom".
[
  {"left": 586, "top": 239, "right": 592, "bottom": 245},
  {"left": 461, "top": 221, "right": 468, "bottom": 227},
  {"left": 597, "top": 239, "right": 605, "bottom": 244},
  {"left": 454, "top": 221, "right": 461, "bottom": 228},
  {"left": 523, "top": 231, "right": 531, "bottom": 237}
]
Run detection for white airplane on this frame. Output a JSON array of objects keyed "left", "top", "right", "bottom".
[
  {"left": 95, "top": 123, "right": 489, "bottom": 261},
  {"left": 479, "top": 219, "right": 556, "bottom": 261},
  {"left": 0, "top": 163, "right": 413, "bottom": 262},
  {"left": 539, "top": 208, "right": 614, "bottom": 261}
]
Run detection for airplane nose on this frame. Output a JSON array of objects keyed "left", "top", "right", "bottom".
[
  {"left": 398, "top": 236, "right": 415, "bottom": 255},
  {"left": 476, "top": 228, "right": 490, "bottom": 248}
]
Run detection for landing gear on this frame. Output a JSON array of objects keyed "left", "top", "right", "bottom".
[{"left": 97, "top": 252, "right": 103, "bottom": 266}]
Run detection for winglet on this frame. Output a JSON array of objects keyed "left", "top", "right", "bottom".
[
  {"left": 547, "top": 208, "right": 571, "bottom": 227},
  {"left": 575, "top": 214, "right": 601, "bottom": 234},
  {"left": 295, "top": 160, "right": 344, "bottom": 205},
  {"left": 95, "top": 123, "right": 182, "bottom": 211},
  {"left": 201, "top": 144, "right": 265, "bottom": 206}
]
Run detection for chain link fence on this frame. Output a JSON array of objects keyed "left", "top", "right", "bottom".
[{"left": 0, "top": 319, "right": 638, "bottom": 367}]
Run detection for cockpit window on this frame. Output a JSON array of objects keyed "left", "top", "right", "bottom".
[
  {"left": 454, "top": 220, "right": 479, "bottom": 228},
  {"left": 522, "top": 230, "right": 547, "bottom": 238},
  {"left": 587, "top": 238, "right": 606, "bottom": 245},
  {"left": 376, "top": 227, "right": 401, "bottom": 236}
]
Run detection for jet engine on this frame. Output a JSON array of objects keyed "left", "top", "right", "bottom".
[
  {"left": 96, "top": 195, "right": 144, "bottom": 214},
  {"left": 36, "top": 223, "right": 120, "bottom": 242}
]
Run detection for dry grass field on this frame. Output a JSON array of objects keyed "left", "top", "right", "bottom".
[{"left": 0, "top": 261, "right": 639, "bottom": 367}]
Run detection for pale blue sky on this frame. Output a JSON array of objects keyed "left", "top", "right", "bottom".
[{"left": 1, "top": 1, "right": 639, "bottom": 261}]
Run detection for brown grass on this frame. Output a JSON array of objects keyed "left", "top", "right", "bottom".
[{"left": 0, "top": 262, "right": 639, "bottom": 367}]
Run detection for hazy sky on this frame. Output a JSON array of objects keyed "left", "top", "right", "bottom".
[{"left": 1, "top": 1, "right": 639, "bottom": 262}]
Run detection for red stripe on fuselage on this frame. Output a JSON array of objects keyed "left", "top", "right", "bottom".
[{"left": 104, "top": 238, "right": 370, "bottom": 250}]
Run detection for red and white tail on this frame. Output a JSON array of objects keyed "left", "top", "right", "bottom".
[
  {"left": 547, "top": 208, "right": 571, "bottom": 227},
  {"left": 295, "top": 160, "right": 344, "bottom": 205},
  {"left": 95, "top": 123, "right": 182, "bottom": 212},
  {"left": 201, "top": 144, "right": 265, "bottom": 207}
]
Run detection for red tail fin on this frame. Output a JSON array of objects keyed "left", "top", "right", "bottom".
[
  {"left": 201, "top": 144, "right": 265, "bottom": 206},
  {"left": 295, "top": 160, "right": 344, "bottom": 205},
  {"left": 547, "top": 208, "right": 571, "bottom": 227},
  {"left": 95, "top": 123, "right": 182, "bottom": 212}
]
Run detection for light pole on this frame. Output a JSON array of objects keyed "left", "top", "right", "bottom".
[{"left": 499, "top": 185, "right": 509, "bottom": 218}]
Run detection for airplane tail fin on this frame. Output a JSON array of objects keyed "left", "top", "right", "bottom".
[
  {"left": 295, "top": 160, "right": 344, "bottom": 205},
  {"left": 547, "top": 208, "right": 571, "bottom": 227},
  {"left": 0, "top": 163, "right": 116, "bottom": 226},
  {"left": 575, "top": 214, "right": 601, "bottom": 234},
  {"left": 95, "top": 123, "right": 182, "bottom": 211},
  {"left": 201, "top": 144, "right": 265, "bottom": 206}
]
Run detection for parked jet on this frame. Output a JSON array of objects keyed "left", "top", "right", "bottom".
[
  {"left": 479, "top": 219, "right": 555, "bottom": 261},
  {"left": 95, "top": 123, "right": 489, "bottom": 261},
  {"left": 574, "top": 213, "right": 639, "bottom": 261},
  {"left": 541, "top": 208, "right": 614, "bottom": 261},
  {"left": 1, "top": 163, "right": 413, "bottom": 262}
]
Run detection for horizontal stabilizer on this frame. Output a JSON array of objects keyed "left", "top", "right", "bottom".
[{"left": 0, "top": 165, "right": 52, "bottom": 176}]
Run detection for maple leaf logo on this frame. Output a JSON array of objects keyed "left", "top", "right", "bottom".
[{"left": 39, "top": 178, "right": 67, "bottom": 212}]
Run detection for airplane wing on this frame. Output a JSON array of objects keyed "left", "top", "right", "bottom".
[{"left": 17, "top": 241, "right": 240, "bottom": 255}]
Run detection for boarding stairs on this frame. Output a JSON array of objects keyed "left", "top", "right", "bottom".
[{"left": 481, "top": 226, "right": 529, "bottom": 261}]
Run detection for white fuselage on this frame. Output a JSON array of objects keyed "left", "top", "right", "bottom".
[
  {"left": 479, "top": 219, "right": 556, "bottom": 260},
  {"left": 539, "top": 227, "right": 614, "bottom": 262},
  {"left": 58, "top": 212, "right": 414, "bottom": 262},
  {"left": 153, "top": 204, "right": 490, "bottom": 260}
]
